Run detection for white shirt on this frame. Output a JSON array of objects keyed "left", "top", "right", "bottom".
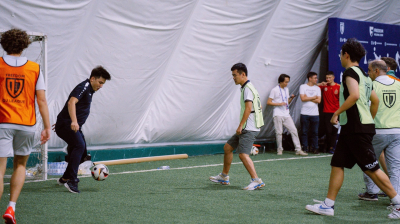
[
  {"left": 0, "top": 55, "right": 46, "bottom": 132},
  {"left": 269, "top": 85, "right": 290, "bottom": 117},
  {"left": 374, "top": 75, "right": 400, "bottom": 135},
  {"left": 241, "top": 85, "right": 259, "bottom": 132},
  {"left": 299, "top": 84, "right": 321, "bottom": 116}
]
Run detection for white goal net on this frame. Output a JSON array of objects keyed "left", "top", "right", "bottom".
[{"left": 0, "top": 30, "right": 48, "bottom": 181}]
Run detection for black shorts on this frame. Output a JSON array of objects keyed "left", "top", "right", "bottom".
[{"left": 331, "top": 133, "right": 380, "bottom": 172}]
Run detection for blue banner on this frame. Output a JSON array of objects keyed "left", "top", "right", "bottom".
[{"left": 328, "top": 18, "right": 400, "bottom": 83}]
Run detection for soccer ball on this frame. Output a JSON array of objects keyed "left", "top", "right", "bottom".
[
  {"left": 250, "top": 146, "right": 259, "bottom": 156},
  {"left": 91, "top": 164, "right": 109, "bottom": 181}
]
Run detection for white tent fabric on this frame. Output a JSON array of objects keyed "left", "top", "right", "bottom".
[{"left": 1, "top": 0, "right": 399, "bottom": 148}]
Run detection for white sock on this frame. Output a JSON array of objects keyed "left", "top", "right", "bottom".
[
  {"left": 8, "top": 201, "right": 16, "bottom": 211},
  {"left": 391, "top": 195, "right": 400, "bottom": 205},
  {"left": 324, "top": 198, "right": 335, "bottom": 207},
  {"left": 220, "top": 173, "right": 228, "bottom": 177}
]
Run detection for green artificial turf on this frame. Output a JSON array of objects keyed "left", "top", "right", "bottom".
[{"left": 1, "top": 152, "right": 399, "bottom": 223}]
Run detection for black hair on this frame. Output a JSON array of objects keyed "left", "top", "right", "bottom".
[
  {"left": 326, "top": 71, "right": 334, "bottom": 76},
  {"left": 341, "top": 38, "right": 366, "bottom": 63},
  {"left": 90, "top": 66, "right": 111, "bottom": 80},
  {"left": 307, "top": 71, "right": 317, "bottom": 80},
  {"left": 231, "top": 63, "right": 247, "bottom": 76},
  {"left": 278, "top": 74, "right": 290, "bottom": 83}
]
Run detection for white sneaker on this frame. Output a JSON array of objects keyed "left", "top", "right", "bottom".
[
  {"left": 388, "top": 205, "right": 400, "bottom": 219},
  {"left": 243, "top": 178, "right": 265, "bottom": 190},
  {"left": 305, "top": 200, "right": 334, "bottom": 216},
  {"left": 296, "top": 150, "right": 308, "bottom": 156},
  {"left": 277, "top": 149, "right": 283, "bottom": 155},
  {"left": 209, "top": 173, "right": 230, "bottom": 185}
]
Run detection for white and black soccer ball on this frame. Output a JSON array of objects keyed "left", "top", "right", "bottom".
[
  {"left": 250, "top": 146, "right": 259, "bottom": 156},
  {"left": 91, "top": 164, "right": 109, "bottom": 181}
]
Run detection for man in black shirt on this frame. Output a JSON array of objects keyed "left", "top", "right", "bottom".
[
  {"left": 306, "top": 38, "right": 400, "bottom": 219},
  {"left": 55, "top": 66, "right": 111, "bottom": 193}
]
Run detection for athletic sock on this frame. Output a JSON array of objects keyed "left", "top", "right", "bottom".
[
  {"left": 252, "top": 178, "right": 260, "bottom": 182},
  {"left": 391, "top": 195, "right": 400, "bottom": 205},
  {"left": 220, "top": 173, "right": 228, "bottom": 177},
  {"left": 8, "top": 201, "right": 16, "bottom": 211},
  {"left": 324, "top": 198, "right": 335, "bottom": 207}
]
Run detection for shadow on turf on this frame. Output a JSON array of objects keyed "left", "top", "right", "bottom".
[
  {"left": 202, "top": 184, "right": 246, "bottom": 191},
  {"left": 21, "top": 184, "right": 100, "bottom": 193}
]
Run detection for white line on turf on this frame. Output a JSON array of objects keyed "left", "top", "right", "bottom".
[{"left": 8, "top": 154, "right": 332, "bottom": 185}]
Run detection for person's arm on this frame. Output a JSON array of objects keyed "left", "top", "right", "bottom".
[
  {"left": 288, "top": 94, "right": 295, "bottom": 104},
  {"left": 311, "top": 96, "right": 321, "bottom": 104},
  {"left": 370, "top": 90, "right": 379, "bottom": 119},
  {"left": 317, "top": 82, "right": 327, "bottom": 86},
  {"left": 330, "top": 76, "right": 359, "bottom": 124},
  {"left": 237, "top": 101, "right": 252, "bottom": 135},
  {"left": 267, "top": 98, "right": 285, "bottom": 106},
  {"left": 36, "top": 90, "right": 51, "bottom": 144},
  {"left": 300, "top": 94, "right": 317, "bottom": 102},
  {"left": 68, "top": 97, "right": 80, "bottom": 132}
]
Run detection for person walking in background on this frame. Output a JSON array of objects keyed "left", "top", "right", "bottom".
[
  {"left": 0, "top": 29, "right": 51, "bottom": 224},
  {"left": 375, "top": 57, "right": 400, "bottom": 182},
  {"left": 267, "top": 74, "right": 308, "bottom": 156},
  {"left": 55, "top": 66, "right": 111, "bottom": 193},
  {"left": 299, "top": 72, "right": 321, "bottom": 154},
  {"left": 318, "top": 71, "right": 340, "bottom": 153},
  {"left": 358, "top": 59, "right": 400, "bottom": 201},
  {"left": 209, "top": 63, "right": 265, "bottom": 190}
]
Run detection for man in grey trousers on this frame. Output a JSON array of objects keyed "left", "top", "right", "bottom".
[{"left": 358, "top": 59, "right": 400, "bottom": 201}]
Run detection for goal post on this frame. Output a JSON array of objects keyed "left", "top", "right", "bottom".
[{"left": 0, "top": 30, "right": 49, "bottom": 181}]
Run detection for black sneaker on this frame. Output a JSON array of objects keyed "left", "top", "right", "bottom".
[
  {"left": 57, "top": 177, "right": 67, "bottom": 186},
  {"left": 64, "top": 181, "right": 80, "bottom": 193},
  {"left": 358, "top": 192, "right": 378, "bottom": 201}
]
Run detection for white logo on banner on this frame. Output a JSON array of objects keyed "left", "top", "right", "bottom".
[
  {"left": 340, "top": 22, "right": 344, "bottom": 35},
  {"left": 369, "top": 26, "right": 384, "bottom": 37}
]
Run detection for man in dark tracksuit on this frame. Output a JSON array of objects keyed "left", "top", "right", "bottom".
[{"left": 56, "top": 66, "right": 111, "bottom": 193}]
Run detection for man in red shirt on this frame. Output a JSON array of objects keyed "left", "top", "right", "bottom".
[{"left": 318, "top": 71, "right": 340, "bottom": 153}]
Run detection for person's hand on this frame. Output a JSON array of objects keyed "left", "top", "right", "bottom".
[
  {"left": 71, "top": 121, "right": 79, "bottom": 133},
  {"left": 314, "top": 95, "right": 318, "bottom": 100},
  {"left": 330, "top": 113, "right": 339, "bottom": 125},
  {"left": 40, "top": 128, "right": 51, "bottom": 145},
  {"left": 280, "top": 102, "right": 286, "bottom": 106},
  {"left": 290, "top": 94, "right": 295, "bottom": 99},
  {"left": 236, "top": 126, "right": 242, "bottom": 135}
]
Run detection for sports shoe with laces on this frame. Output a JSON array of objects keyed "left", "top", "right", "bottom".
[
  {"left": 57, "top": 177, "right": 67, "bottom": 186},
  {"left": 388, "top": 205, "right": 400, "bottom": 219},
  {"left": 209, "top": 173, "right": 230, "bottom": 185},
  {"left": 3, "top": 206, "right": 16, "bottom": 224},
  {"left": 277, "top": 149, "right": 283, "bottom": 155},
  {"left": 305, "top": 199, "right": 334, "bottom": 216},
  {"left": 358, "top": 192, "right": 378, "bottom": 201},
  {"left": 64, "top": 180, "right": 80, "bottom": 193},
  {"left": 243, "top": 178, "right": 265, "bottom": 190},
  {"left": 295, "top": 150, "right": 308, "bottom": 156}
]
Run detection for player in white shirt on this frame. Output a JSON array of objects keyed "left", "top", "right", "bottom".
[
  {"left": 267, "top": 74, "right": 308, "bottom": 156},
  {"left": 299, "top": 72, "right": 321, "bottom": 154}
]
